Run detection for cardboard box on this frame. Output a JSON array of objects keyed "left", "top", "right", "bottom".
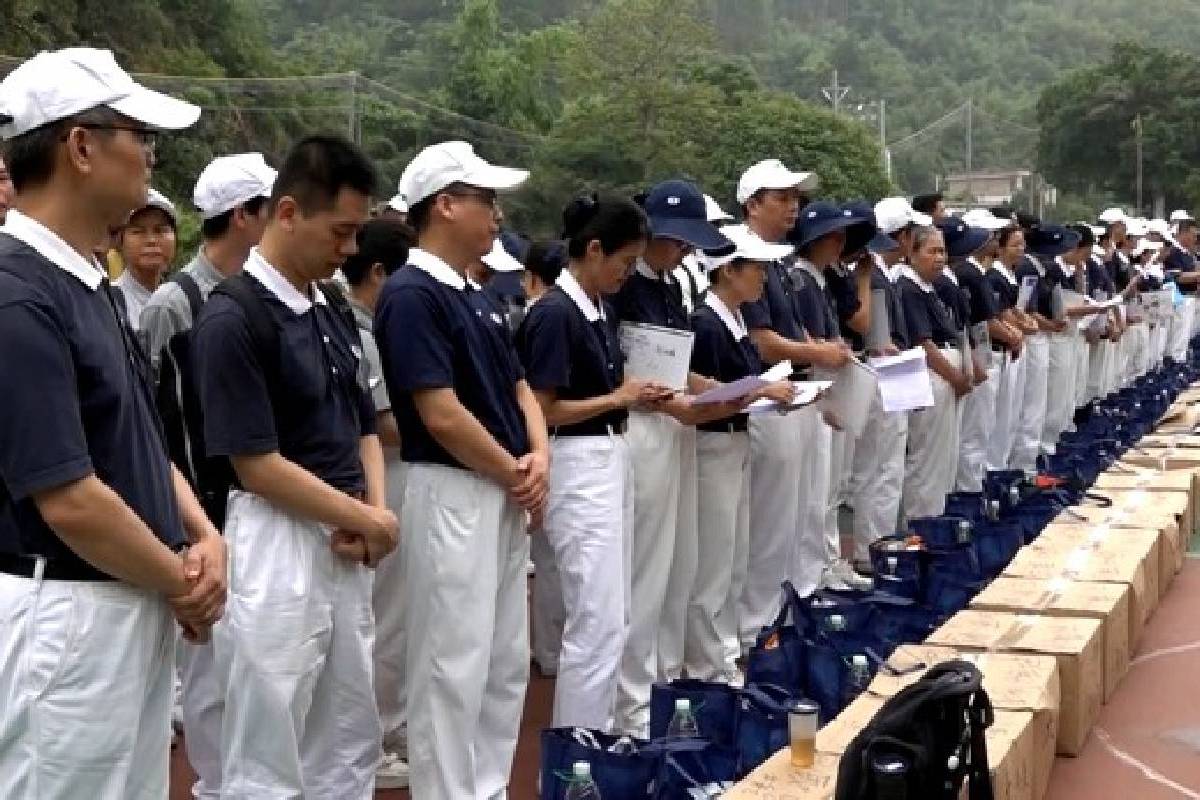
[
  {"left": 723, "top": 750, "right": 840, "bottom": 800},
  {"left": 1154, "top": 403, "right": 1200, "bottom": 432},
  {"left": 1076, "top": 489, "right": 1188, "bottom": 578},
  {"left": 986, "top": 710, "right": 1038, "bottom": 800},
  {"left": 870, "top": 645, "right": 1059, "bottom": 800},
  {"left": 815, "top": 692, "right": 885, "bottom": 757},
  {"left": 1093, "top": 469, "right": 1195, "bottom": 540},
  {"left": 1051, "top": 503, "right": 1176, "bottom": 589},
  {"left": 926, "top": 611, "right": 1103, "bottom": 756},
  {"left": 970, "top": 577, "right": 1130, "bottom": 702}
]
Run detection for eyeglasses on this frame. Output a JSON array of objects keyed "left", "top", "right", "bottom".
[
  {"left": 445, "top": 188, "right": 499, "bottom": 209},
  {"left": 65, "top": 124, "right": 158, "bottom": 152}
]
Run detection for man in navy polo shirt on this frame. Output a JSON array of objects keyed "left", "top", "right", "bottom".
[
  {"left": 0, "top": 47, "right": 225, "bottom": 799},
  {"left": 191, "top": 136, "right": 398, "bottom": 799},
  {"left": 376, "top": 141, "right": 550, "bottom": 799}
]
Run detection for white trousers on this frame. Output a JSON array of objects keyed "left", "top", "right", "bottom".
[
  {"left": 1170, "top": 299, "right": 1194, "bottom": 361},
  {"left": 1072, "top": 334, "right": 1089, "bottom": 413},
  {"left": 849, "top": 388, "right": 908, "bottom": 560},
  {"left": 827, "top": 426, "right": 853, "bottom": 543},
  {"left": 217, "top": 491, "right": 380, "bottom": 800},
  {"left": 989, "top": 351, "right": 1025, "bottom": 471},
  {"left": 903, "top": 349, "right": 961, "bottom": 520},
  {"left": 548, "top": 434, "right": 632, "bottom": 731},
  {"left": 0, "top": 570, "right": 174, "bottom": 800},
  {"left": 529, "top": 527, "right": 564, "bottom": 675},
  {"left": 403, "top": 464, "right": 529, "bottom": 800},
  {"left": 658, "top": 425, "right": 698, "bottom": 682},
  {"left": 615, "top": 412, "right": 684, "bottom": 737},
  {"left": 1042, "top": 332, "right": 1077, "bottom": 453},
  {"left": 1086, "top": 340, "right": 1110, "bottom": 404},
  {"left": 739, "top": 412, "right": 802, "bottom": 649},
  {"left": 1126, "top": 323, "right": 1150, "bottom": 384},
  {"left": 1151, "top": 323, "right": 1169, "bottom": 370},
  {"left": 180, "top": 635, "right": 223, "bottom": 800},
  {"left": 372, "top": 460, "right": 408, "bottom": 747},
  {"left": 1012, "top": 335, "right": 1049, "bottom": 473},
  {"left": 956, "top": 356, "right": 1001, "bottom": 492},
  {"left": 684, "top": 430, "right": 750, "bottom": 682},
  {"left": 790, "top": 408, "right": 834, "bottom": 598}
]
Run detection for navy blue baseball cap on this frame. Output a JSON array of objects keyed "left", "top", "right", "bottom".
[
  {"left": 787, "top": 201, "right": 861, "bottom": 249},
  {"left": 935, "top": 217, "right": 991, "bottom": 259},
  {"left": 841, "top": 200, "right": 897, "bottom": 255},
  {"left": 641, "top": 179, "right": 732, "bottom": 251},
  {"left": 1026, "top": 224, "right": 1082, "bottom": 257}
]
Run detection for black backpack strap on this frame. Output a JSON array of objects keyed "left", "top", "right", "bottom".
[
  {"left": 317, "top": 279, "right": 362, "bottom": 340},
  {"left": 171, "top": 271, "right": 203, "bottom": 321},
  {"left": 211, "top": 273, "right": 282, "bottom": 398}
]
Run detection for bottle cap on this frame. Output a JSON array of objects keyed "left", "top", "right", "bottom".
[
  {"left": 675, "top": 697, "right": 691, "bottom": 712},
  {"left": 573, "top": 761, "right": 591, "bottom": 777},
  {"left": 851, "top": 654, "right": 869, "bottom": 666}
]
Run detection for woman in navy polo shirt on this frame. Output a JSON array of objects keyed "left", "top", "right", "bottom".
[
  {"left": 987, "top": 225, "right": 1040, "bottom": 471},
  {"left": 685, "top": 227, "right": 794, "bottom": 682},
  {"left": 898, "top": 225, "right": 973, "bottom": 520},
  {"left": 517, "top": 195, "right": 670, "bottom": 730}
]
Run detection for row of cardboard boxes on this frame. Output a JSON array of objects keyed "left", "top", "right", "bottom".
[{"left": 726, "top": 420, "right": 1200, "bottom": 800}]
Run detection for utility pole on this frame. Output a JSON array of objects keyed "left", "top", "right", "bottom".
[
  {"left": 965, "top": 98, "right": 974, "bottom": 205},
  {"left": 821, "top": 69, "right": 850, "bottom": 113},
  {"left": 878, "top": 98, "right": 887, "bottom": 173},
  {"left": 1133, "top": 114, "right": 1144, "bottom": 214},
  {"left": 347, "top": 71, "right": 359, "bottom": 145}
]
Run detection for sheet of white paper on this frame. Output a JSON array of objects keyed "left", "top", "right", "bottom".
[
  {"left": 1016, "top": 275, "right": 1038, "bottom": 312},
  {"left": 818, "top": 360, "right": 878, "bottom": 437},
  {"left": 692, "top": 360, "right": 793, "bottom": 405},
  {"left": 869, "top": 347, "right": 935, "bottom": 413},
  {"left": 618, "top": 322, "right": 694, "bottom": 390},
  {"left": 745, "top": 380, "right": 833, "bottom": 416}
]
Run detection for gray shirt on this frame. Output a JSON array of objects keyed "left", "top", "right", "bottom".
[
  {"left": 113, "top": 270, "right": 154, "bottom": 331},
  {"left": 351, "top": 300, "right": 391, "bottom": 413},
  {"left": 141, "top": 249, "right": 225, "bottom": 375}
]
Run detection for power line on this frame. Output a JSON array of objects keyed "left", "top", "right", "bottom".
[
  {"left": 358, "top": 76, "right": 549, "bottom": 144},
  {"left": 887, "top": 101, "right": 970, "bottom": 150}
]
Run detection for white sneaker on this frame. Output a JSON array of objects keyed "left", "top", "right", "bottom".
[
  {"left": 830, "top": 559, "right": 874, "bottom": 591},
  {"left": 820, "top": 566, "right": 851, "bottom": 592},
  {"left": 376, "top": 752, "right": 410, "bottom": 790},
  {"left": 383, "top": 728, "right": 408, "bottom": 760}
]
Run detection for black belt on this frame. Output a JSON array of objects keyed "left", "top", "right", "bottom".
[
  {"left": 0, "top": 553, "right": 114, "bottom": 582},
  {"left": 698, "top": 417, "right": 749, "bottom": 434},
  {"left": 550, "top": 419, "right": 628, "bottom": 437}
]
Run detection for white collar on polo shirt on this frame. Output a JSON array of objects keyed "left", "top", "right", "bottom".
[
  {"left": 991, "top": 260, "right": 1018, "bottom": 286},
  {"left": 704, "top": 291, "right": 748, "bottom": 341},
  {"left": 1056, "top": 255, "right": 1075, "bottom": 277},
  {"left": 1, "top": 209, "right": 105, "bottom": 291},
  {"left": 635, "top": 259, "right": 666, "bottom": 281},
  {"left": 966, "top": 256, "right": 989, "bottom": 276},
  {"left": 1024, "top": 253, "right": 1045, "bottom": 276},
  {"left": 243, "top": 248, "right": 327, "bottom": 315},
  {"left": 898, "top": 264, "right": 935, "bottom": 293},
  {"left": 408, "top": 247, "right": 467, "bottom": 291},
  {"left": 941, "top": 266, "right": 959, "bottom": 285},
  {"left": 557, "top": 268, "right": 604, "bottom": 322},
  {"left": 795, "top": 256, "right": 826, "bottom": 288}
]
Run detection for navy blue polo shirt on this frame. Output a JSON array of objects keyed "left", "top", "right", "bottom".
[
  {"left": 791, "top": 261, "right": 840, "bottom": 340},
  {"left": 869, "top": 261, "right": 910, "bottom": 350},
  {"left": 933, "top": 272, "right": 969, "bottom": 333},
  {"left": 898, "top": 270, "right": 957, "bottom": 347},
  {"left": 376, "top": 251, "right": 530, "bottom": 469},
  {"left": 611, "top": 262, "right": 690, "bottom": 331},
  {"left": 987, "top": 268, "right": 1020, "bottom": 312},
  {"left": 952, "top": 259, "right": 1000, "bottom": 325},
  {"left": 192, "top": 251, "right": 377, "bottom": 493},
  {"left": 825, "top": 265, "right": 863, "bottom": 350},
  {"left": 0, "top": 217, "right": 185, "bottom": 579},
  {"left": 1086, "top": 257, "right": 1116, "bottom": 299},
  {"left": 1165, "top": 246, "right": 1197, "bottom": 294},
  {"left": 1108, "top": 254, "right": 1135, "bottom": 293},
  {"left": 1016, "top": 256, "right": 1055, "bottom": 318},
  {"left": 518, "top": 273, "right": 627, "bottom": 435},
  {"left": 690, "top": 297, "right": 763, "bottom": 429},
  {"left": 743, "top": 259, "right": 805, "bottom": 343}
]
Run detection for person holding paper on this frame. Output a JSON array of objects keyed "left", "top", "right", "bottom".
[
  {"left": 848, "top": 197, "right": 925, "bottom": 568},
  {"left": 726, "top": 159, "right": 850, "bottom": 650},
  {"left": 898, "top": 225, "right": 972, "bottom": 520},
  {"left": 785, "top": 201, "right": 876, "bottom": 594},
  {"left": 988, "top": 226, "right": 1040, "bottom": 471},
  {"left": 516, "top": 194, "right": 671, "bottom": 730},
  {"left": 1084, "top": 227, "right": 1124, "bottom": 401},
  {"left": 610, "top": 179, "right": 737, "bottom": 738},
  {"left": 684, "top": 227, "right": 794, "bottom": 684}
]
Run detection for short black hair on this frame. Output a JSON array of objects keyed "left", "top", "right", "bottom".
[
  {"left": 271, "top": 135, "right": 378, "bottom": 216},
  {"left": 562, "top": 193, "right": 649, "bottom": 259},
  {"left": 524, "top": 240, "right": 567, "bottom": 286},
  {"left": 341, "top": 218, "right": 412, "bottom": 286},
  {"left": 200, "top": 195, "right": 270, "bottom": 240},
  {"left": 1178, "top": 219, "right": 1198, "bottom": 234},
  {"left": 1068, "top": 223, "right": 1095, "bottom": 248},
  {"left": 912, "top": 193, "right": 943, "bottom": 214},
  {"left": 1, "top": 106, "right": 123, "bottom": 192},
  {"left": 997, "top": 226, "right": 1023, "bottom": 248}
]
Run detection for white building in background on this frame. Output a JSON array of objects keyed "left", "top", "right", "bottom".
[{"left": 939, "top": 169, "right": 1057, "bottom": 213}]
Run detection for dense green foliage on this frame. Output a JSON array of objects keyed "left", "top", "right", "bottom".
[{"left": 5, "top": 0, "right": 1200, "bottom": 238}]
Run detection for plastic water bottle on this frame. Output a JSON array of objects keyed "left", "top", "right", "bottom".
[
  {"left": 956, "top": 519, "right": 973, "bottom": 545},
  {"left": 665, "top": 697, "right": 701, "bottom": 738},
  {"left": 564, "top": 761, "right": 602, "bottom": 800},
  {"left": 843, "top": 654, "right": 871, "bottom": 707},
  {"left": 871, "top": 752, "right": 910, "bottom": 800}
]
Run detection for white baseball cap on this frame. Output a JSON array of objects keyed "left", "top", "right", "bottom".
[
  {"left": 386, "top": 193, "right": 408, "bottom": 213},
  {"left": 1098, "top": 207, "right": 1128, "bottom": 225},
  {"left": 1170, "top": 209, "right": 1194, "bottom": 223},
  {"left": 873, "top": 197, "right": 933, "bottom": 235},
  {"left": 961, "top": 208, "right": 1012, "bottom": 231},
  {"left": 1125, "top": 217, "right": 1150, "bottom": 237},
  {"left": 701, "top": 224, "right": 794, "bottom": 271},
  {"left": 192, "top": 153, "right": 277, "bottom": 219},
  {"left": 0, "top": 48, "right": 200, "bottom": 139},
  {"left": 130, "top": 187, "right": 176, "bottom": 223},
  {"left": 735, "top": 159, "right": 819, "bottom": 204},
  {"left": 481, "top": 237, "right": 524, "bottom": 273},
  {"left": 703, "top": 194, "right": 733, "bottom": 223},
  {"left": 399, "top": 141, "right": 528, "bottom": 206},
  {"left": 1133, "top": 239, "right": 1163, "bottom": 258}
]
